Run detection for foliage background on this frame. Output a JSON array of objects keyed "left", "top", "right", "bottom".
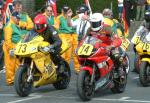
[{"left": 35, "top": 0, "right": 118, "bottom": 18}]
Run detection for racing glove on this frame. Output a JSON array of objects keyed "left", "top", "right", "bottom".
[{"left": 40, "top": 45, "right": 55, "bottom": 53}]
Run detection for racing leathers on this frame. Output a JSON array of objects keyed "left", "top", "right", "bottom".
[
  {"left": 30, "top": 25, "right": 62, "bottom": 65},
  {"left": 89, "top": 24, "right": 122, "bottom": 64}
]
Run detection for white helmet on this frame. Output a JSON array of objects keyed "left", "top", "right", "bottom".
[{"left": 90, "top": 13, "right": 104, "bottom": 31}]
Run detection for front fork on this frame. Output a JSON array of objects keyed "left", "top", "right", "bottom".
[
  {"left": 90, "top": 64, "right": 96, "bottom": 85},
  {"left": 25, "top": 59, "right": 34, "bottom": 83}
]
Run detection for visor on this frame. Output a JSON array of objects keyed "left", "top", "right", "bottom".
[
  {"left": 35, "top": 24, "right": 45, "bottom": 30},
  {"left": 91, "top": 21, "right": 101, "bottom": 28}
]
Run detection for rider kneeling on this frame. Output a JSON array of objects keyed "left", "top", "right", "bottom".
[
  {"left": 33, "top": 14, "right": 62, "bottom": 67},
  {"left": 88, "top": 13, "right": 122, "bottom": 64}
]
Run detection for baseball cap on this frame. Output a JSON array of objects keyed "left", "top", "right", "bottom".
[
  {"left": 62, "top": 5, "right": 70, "bottom": 13},
  {"left": 12, "top": 11, "right": 21, "bottom": 19}
]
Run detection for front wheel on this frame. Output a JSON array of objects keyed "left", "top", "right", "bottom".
[
  {"left": 123, "top": 53, "right": 130, "bottom": 74},
  {"left": 111, "top": 68, "right": 127, "bottom": 93},
  {"left": 14, "top": 65, "right": 32, "bottom": 97},
  {"left": 139, "top": 61, "right": 150, "bottom": 87},
  {"left": 53, "top": 60, "right": 71, "bottom": 89},
  {"left": 77, "top": 70, "right": 95, "bottom": 101}
]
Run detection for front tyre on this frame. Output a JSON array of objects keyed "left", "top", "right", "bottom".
[
  {"left": 77, "top": 70, "right": 95, "bottom": 101},
  {"left": 139, "top": 61, "right": 150, "bottom": 87},
  {"left": 123, "top": 53, "right": 130, "bottom": 74},
  {"left": 111, "top": 69, "right": 127, "bottom": 93},
  {"left": 14, "top": 65, "right": 32, "bottom": 97},
  {"left": 53, "top": 60, "right": 71, "bottom": 89}
]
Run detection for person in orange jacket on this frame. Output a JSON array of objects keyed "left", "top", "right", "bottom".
[
  {"left": 3, "top": 12, "right": 21, "bottom": 85},
  {"left": 56, "top": 5, "right": 80, "bottom": 73}
]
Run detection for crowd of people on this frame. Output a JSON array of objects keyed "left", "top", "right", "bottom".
[
  {"left": 118, "top": 0, "right": 150, "bottom": 27},
  {"left": 0, "top": 0, "right": 149, "bottom": 87}
]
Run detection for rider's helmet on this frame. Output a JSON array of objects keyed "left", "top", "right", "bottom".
[
  {"left": 90, "top": 13, "right": 104, "bottom": 31},
  {"left": 102, "top": 8, "right": 113, "bottom": 19},
  {"left": 144, "top": 10, "right": 150, "bottom": 22},
  {"left": 77, "top": 5, "right": 89, "bottom": 14},
  {"left": 34, "top": 14, "right": 47, "bottom": 33},
  {"left": 144, "top": 10, "right": 150, "bottom": 30}
]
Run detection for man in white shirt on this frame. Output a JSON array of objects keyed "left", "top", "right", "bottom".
[{"left": 68, "top": 5, "right": 91, "bottom": 41}]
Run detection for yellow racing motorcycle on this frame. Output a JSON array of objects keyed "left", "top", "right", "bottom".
[
  {"left": 131, "top": 31, "right": 141, "bottom": 73},
  {"left": 14, "top": 32, "right": 71, "bottom": 97},
  {"left": 135, "top": 33, "right": 150, "bottom": 86}
]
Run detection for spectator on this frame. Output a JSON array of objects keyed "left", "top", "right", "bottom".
[
  {"left": 0, "top": 14, "right": 4, "bottom": 71},
  {"left": 130, "top": 1, "right": 136, "bottom": 22},
  {"left": 42, "top": 5, "right": 58, "bottom": 28},
  {"left": 136, "top": 0, "right": 146, "bottom": 21},
  {"left": 56, "top": 5, "right": 80, "bottom": 74},
  {"left": 68, "top": 5, "right": 91, "bottom": 42},
  {"left": 0, "top": 14, "right": 3, "bottom": 42},
  {"left": 123, "top": 0, "right": 135, "bottom": 27},
  {"left": 0, "top": 0, "right": 3, "bottom": 15},
  {"left": 146, "top": 0, "right": 150, "bottom": 11},
  {"left": 13, "top": 0, "right": 34, "bottom": 36},
  {"left": 118, "top": 0, "right": 124, "bottom": 20},
  {"left": 3, "top": 12, "right": 21, "bottom": 85}
]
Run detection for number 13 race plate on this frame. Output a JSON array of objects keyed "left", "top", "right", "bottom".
[{"left": 15, "top": 42, "right": 37, "bottom": 55}]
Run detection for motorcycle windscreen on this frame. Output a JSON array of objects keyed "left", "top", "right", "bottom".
[{"left": 14, "top": 31, "right": 44, "bottom": 56}]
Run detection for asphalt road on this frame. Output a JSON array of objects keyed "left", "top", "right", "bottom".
[
  {"left": 0, "top": 57, "right": 150, "bottom": 103},
  {"left": 0, "top": 21, "right": 150, "bottom": 103}
]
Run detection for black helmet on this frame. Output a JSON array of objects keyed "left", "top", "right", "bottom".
[
  {"left": 144, "top": 11, "right": 150, "bottom": 22},
  {"left": 77, "top": 5, "right": 89, "bottom": 14}
]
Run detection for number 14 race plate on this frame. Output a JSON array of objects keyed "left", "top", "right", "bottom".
[{"left": 78, "top": 44, "right": 94, "bottom": 56}]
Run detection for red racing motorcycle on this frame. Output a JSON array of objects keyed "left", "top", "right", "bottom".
[{"left": 76, "top": 35, "right": 127, "bottom": 101}]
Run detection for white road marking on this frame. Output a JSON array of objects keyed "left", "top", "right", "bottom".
[
  {"left": 0, "top": 94, "right": 15, "bottom": 96},
  {"left": 0, "top": 94, "right": 40, "bottom": 97},
  {"left": 7, "top": 96, "right": 42, "bottom": 103},
  {"left": 36, "top": 96, "right": 150, "bottom": 103},
  {"left": 1, "top": 94, "right": 150, "bottom": 103},
  {"left": 119, "top": 97, "right": 131, "bottom": 100},
  {"left": 133, "top": 77, "right": 139, "bottom": 79},
  {"left": 93, "top": 98, "right": 150, "bottom": 103}
]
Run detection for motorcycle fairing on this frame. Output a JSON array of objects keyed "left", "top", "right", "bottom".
[
  {"left": 32, "top": 52, "right": 57, "bottom": 87},
  {"left": 141, "top": 58, "right": 150, "bottom": 64}
]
